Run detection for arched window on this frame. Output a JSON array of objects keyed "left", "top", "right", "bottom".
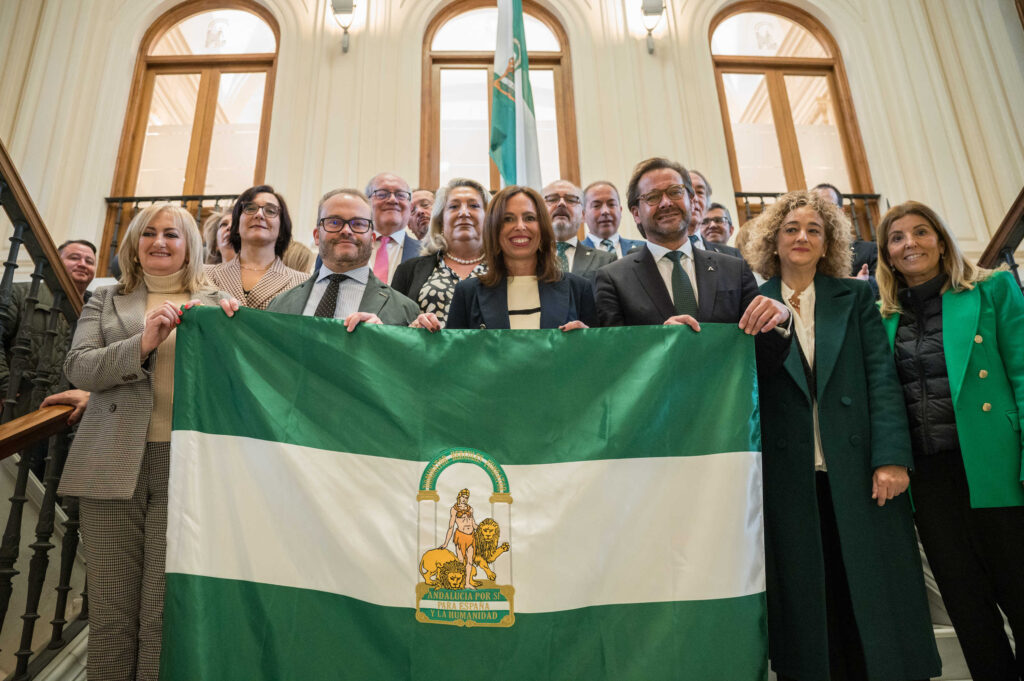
[
  {"left": 710, "top": 3, "right": 872, "bottom": 221},
  {"left": 421, "top": 1, "right": 579, "bottom": 191},
  {"left": 103, "top": 1, "right": 278, "bottom": 272}
]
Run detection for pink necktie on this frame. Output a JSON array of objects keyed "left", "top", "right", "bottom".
[{"left": 373, "top": 234, "right": 391, "bottom": 282}]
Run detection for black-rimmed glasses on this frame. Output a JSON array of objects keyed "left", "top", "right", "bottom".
[
  {"left": 318, "top": 216, "right": 373, "bottom": 233},
  {"left": 370, "top": 189, "right": 412, "bottom": 202},
  {"left": 701, "top": 216, "right": 731, "bottom": 227},
  {"left": 639, "top": 184, "right": 689, "bottom": 206},
  {"left": 241, "top": 202, "right": 281, "bottom": 217},
  {"left": 543, "top": 193, "right": 582, "bottom": 206}
]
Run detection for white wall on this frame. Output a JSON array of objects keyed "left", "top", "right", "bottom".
[{"left": 1, "top": 0, "right": 1022, "bottom": 255}]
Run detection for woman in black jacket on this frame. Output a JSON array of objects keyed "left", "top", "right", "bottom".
[{"left": 393, "top": 178, "right": 489, "bottom": 328}]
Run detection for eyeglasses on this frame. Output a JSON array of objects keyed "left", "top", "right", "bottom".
[
  {"left": 701, "top": 216, "right": 731, "bottom": 227},
  {"left": 543, "top": 193, "right": 582, "bottom": 206},
  {"left": 639, "top": 184, "right": 689, "bottom": 206},
  {"left": 370, "top": 189, "right": 412, "bottom": 202},
  {"left": 318, "top": 216, "right": 373, "bottom": 233},
  {"left": 241, "top": 202, "right": 281, "bottom": 218}
]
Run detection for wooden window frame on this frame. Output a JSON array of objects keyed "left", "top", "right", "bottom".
[
  {"left": 101, "top": 0, "right": 279, "bottom": 274},
  {"left": 420, "top": 0, "right": 579, "bottom": 192},
  {"left": 709, "top": 2, "right": 873, "bottom": 225}
]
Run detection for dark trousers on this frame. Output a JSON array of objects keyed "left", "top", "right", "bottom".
[{"left": 912, "top": 450, "right": 1024, "bottom": 681}]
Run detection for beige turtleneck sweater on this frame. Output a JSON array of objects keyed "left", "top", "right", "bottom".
[{"left": 143, "top": 270, "right": 190, "bottom": 442}]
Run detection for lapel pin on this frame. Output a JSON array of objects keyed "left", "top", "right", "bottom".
[{"left": 707, "top": 265, "right": 715, "bottom": 271}]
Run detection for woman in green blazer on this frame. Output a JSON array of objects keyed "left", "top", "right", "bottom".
[
  {"left": 743, "top": 191, "right": 939, "bottom": 681},
  {"left": 877, "top": 201, "right": 1024, "bottom": 681}
]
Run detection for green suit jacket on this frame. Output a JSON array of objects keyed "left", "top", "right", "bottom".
[
  {"left": 758, "top": 274, "right": 939, "bottom": 680},
  {"left": 266, "top": 270, "right": 419, "bottom": 326},
  {"left": 882, "top": 270, "right": 1024, "bottom": 508}
]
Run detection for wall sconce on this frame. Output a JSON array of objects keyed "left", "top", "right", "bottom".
[
  {"left": 331, "top": 0, "right": 358, "bottom": 53},
  {"left": 641, "top": 0, "right": 665, "bottom": 54}
]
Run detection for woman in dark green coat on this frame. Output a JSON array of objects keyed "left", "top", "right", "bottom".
[{"left": 743, "top": 191, "right": 940, "bottom": 681}]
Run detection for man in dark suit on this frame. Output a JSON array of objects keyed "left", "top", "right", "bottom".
[
  {"left": 365, "top": 172, "right": 423, "bottom": 284},
  {"left": 268, "top": 188, "right": 419, "bottom": 327},
  {"left": 543, "top": 179, "right": 615, "bottom": 282},
  {"left": 812, "top": 182, "right": 879, "bottom": 297},
  {"left": 595, "top": 158, "right": 790, "bottom": 346},
  {"left": 686, "top": 170, "right": 742, "bottom": 258},
  {"left": 581, "top": 181, "right": 644, "bottom": 257}
]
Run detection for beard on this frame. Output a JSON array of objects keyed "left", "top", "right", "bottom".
[
  {"left": 552, "top": 217, "right": 577, "bottom": 241},
  {"left": 643, "top": 206, "right": 690, "bottom": 241},
  {"left": 321, "top": 236, "right": 372, "bottom": 270}
]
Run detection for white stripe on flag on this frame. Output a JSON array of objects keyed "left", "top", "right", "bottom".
[{"left": 168, "top": 431, "right": 764, "bottom": 613}]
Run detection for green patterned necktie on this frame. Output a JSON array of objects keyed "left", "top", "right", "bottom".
[
  {"left": 664, "top": 251, "right": 698, "bottom": 317},
  {"left": 556, "top": 242, "right": 570, "bottom": 272},
  {"left": 601, "top": 238, "right": 615, "bottom": 254}
]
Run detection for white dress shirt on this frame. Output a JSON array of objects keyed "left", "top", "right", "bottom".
[
  {"left": 645, "top": 240, "right": 699, "bottom": 306},
  {"left": 301, "top": 264, "right": 370, "bottom": 318},
  {"left": 558, "top": 236, "right": 579, "bottom": 270},
  {"left": 781, "top": 280, "right": 825, "bottom": 471}
]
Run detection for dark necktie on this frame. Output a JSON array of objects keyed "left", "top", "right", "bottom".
[
  {"left": 664, "top": 251, "right": 698, "bottom": 317},
  {"left": 314, "top": 273, "right": 348, "bottom": 318},
  {"left": 556, "top": 242, "right": 570, "bottom": 272},
  {"left": 600, "top": 238, "right": 615, "bottom": 255},
  {"left": 689, "top": 234, "right": 700, "bottom": 247}
]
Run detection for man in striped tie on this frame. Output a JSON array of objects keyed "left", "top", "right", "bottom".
[
  {"left": 267, "top": 188, "right": 419, "bottom": 328},
  {"left": 594, "top": 157, "right": 791, "bottom": 348}
]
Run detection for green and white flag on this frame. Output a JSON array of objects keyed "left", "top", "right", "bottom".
[
  {"left": 162, "top": 308, "right": 768, "bottom": 680},
  {"left": 489, "top": 0, "right": 542, "bottom": 188}
]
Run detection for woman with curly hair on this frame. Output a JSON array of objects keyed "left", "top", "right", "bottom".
[
  {"left": 877, "top": 201, "right": 1024, "bottom": 681},
  {"left": 743, "top": 190, "right": 939, "bottom": 681}
]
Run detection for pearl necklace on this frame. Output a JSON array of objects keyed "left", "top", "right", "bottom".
[{"left": 445, "top": 253, "right": 484, "bottom": 265}]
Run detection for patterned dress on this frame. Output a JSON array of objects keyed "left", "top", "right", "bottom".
[{"left": 417, "top": 258, "right": 486, "bottom": 327}]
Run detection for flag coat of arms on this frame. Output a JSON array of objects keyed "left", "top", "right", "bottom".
[{"left": 162, "top": 308, "right": 768, "bottom": 680}]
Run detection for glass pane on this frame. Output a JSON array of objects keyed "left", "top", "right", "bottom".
[
  {"left": 135, "top": 73, "right": 200, "bottom": 196},
  {"left": 150, "top": 9, "right": 275, "bottom": 56},
  {"left": 721, "top": 72, "right": 786, "bottom": 192},
  {"left": 784, "top": 75, "right": 851, "bottom": 193},
  {"left": 204, "top": 72, "right": 267, "bottom": 194},
  {"left": 530, "top": 69, "right": 560, "bottom": 189},
  {"left": 432, "top": 8, "right": 560, "bottom": 51},
  {"left": 439, "top": 69, "right": 490, "bottom": 188},
  {"left": 711, "top": 12, "right": 827, "bottom": 58}
]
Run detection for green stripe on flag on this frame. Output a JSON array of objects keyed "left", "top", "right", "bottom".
[
  {"left": 161, "top": 574, "right": 768, "bottom": 681},
  {"left": 172, "top": 307, "right": 760, "bottom": 464}
]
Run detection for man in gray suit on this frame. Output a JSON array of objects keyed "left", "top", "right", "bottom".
[
  {"left": 542, "top": 179, "right": 614, "bottom": 283},
  {"left": 268, "top": 189, "right": 419, "bottom": 328}
]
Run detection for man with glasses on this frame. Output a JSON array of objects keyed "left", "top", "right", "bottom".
[
  {"left": 365, "top": 172, "right": 423, "bottom": 285},
  {"left": 700, "top": 203, "right": 735, "bottom": 245},
  {"left": 268, "top": 189, "right": 418, "bottom": 327},
  {"left": 595, "top": 157, "right": 790, "bottom": 343},
  {"left": 581, "top": 181, "right": 644, "bottom": 259},
  {"left": 686, "top": 170, "right": 742, "bottom": 257},
  {"left": 542, "top": 179, "right": 614, "bottom": 283}
]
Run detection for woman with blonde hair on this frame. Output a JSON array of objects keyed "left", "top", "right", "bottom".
[
  {"left": 201, "top": 210, "right": 233, "bottom": 265},
  {"left": 877, "top": 200, "right": 1024, "bottom": 681},
  {"left": 743, "top": 190, "right": 939, "bottom": 681},
  {"left": 58, "top": 204, "right": 238, "bottom": 681},
  {"left": 393, "top": 178, "right": 490, "bottom": 328}
]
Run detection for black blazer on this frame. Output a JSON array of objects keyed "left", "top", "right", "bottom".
[
  {"left": 701, "top": 236, "right": 742, "bottom": 259},
  {"left": 595, "top": 245, "right": 759, "bottom": 326},
  {"left": 446, "top": 273, "right": 597, "bottom": 329},
  {"left": 391, "top": 252, "right": 441, "bottom": 305},
  {"left": 851, "top": 240, "right": 879, "bottom": 298},
  {"left": 595, "top": 245, "right": 790, "bottom": 354}
]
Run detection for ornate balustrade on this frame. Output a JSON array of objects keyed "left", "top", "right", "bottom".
[
  {"left": 102, "top": 193, "right": 238, "bottom": 276},
  {"left": 734, "top": 191, "right": 886, "bottom": 241},
  {"left": 0, "top": 138, "right": 87, "bottom": 680}
]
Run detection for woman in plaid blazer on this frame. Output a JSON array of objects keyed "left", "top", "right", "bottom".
[{"left": 58, "top": 204, "right": 237, "bottom": 681}]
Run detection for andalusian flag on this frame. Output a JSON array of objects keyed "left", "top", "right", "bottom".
[
  {"left": 161, "top": 308, "right": 768, "bottom": 680},
  {"left": 489, "top": 0, "right": 542, "bottom": 188}
]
